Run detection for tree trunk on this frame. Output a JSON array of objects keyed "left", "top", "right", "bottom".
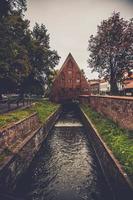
[
  {"left": 110, "top": 59, "right": 119, "bottom": 95},
  {"left": 19, "top": 91, "right": 24, "bottom": 101},
  {"left": 0, "top": 93, "right": 2, "bottom": 100},
  {"left": 19, "top": 83, "right": 24, "bottom": 99},
  {"left": 110, "top": 78, "right": 119, "bottom": 95}
]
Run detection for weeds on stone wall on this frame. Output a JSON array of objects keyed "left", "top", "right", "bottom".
[
  {"left": 81, "top": 104, "right": 133, "bottom": 181},
  {"left": 29, "top": 101, "right": 59, "bottom": 123},
  {"left": 0, "top": 100, "right": 59, "bottom": 128}
]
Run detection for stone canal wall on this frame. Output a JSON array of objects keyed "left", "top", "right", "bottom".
[
  {"left": 80, "top": 108, "right": 133, "bottom": 200},
  {"left": 0, "top": 106, "right": 61, "bottom": 192},
  {"left": 80, "top": 95, "right": 133, "bottom": 130},
  {"left": 0, "top": 113, "right": 39, "bottom": 150}
]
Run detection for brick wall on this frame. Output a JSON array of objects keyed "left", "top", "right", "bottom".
[
  {"left": 80, "top": 95, "right": 133, "bottom": 130},
  {"left": 0, "top": 113, "right": 40, "bottom": 153},
  {"left": 80, "top": 108, "right": 133, "bottom": 200}
]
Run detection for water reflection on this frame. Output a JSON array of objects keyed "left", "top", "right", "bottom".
[{"left": 16, "top": 110, "right": 113, "bottom": 200}]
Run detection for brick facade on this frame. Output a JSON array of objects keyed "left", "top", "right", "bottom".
[{"left": 50, "top": 53, "right": 90, "bottom": 102}]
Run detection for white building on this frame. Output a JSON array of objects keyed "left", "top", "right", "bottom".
[{"left": 99, "top": 80, "right": 110, "bottom": 94}]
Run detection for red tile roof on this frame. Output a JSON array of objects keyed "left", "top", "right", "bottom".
[{"left": 124, "top": 80, "right": 133, "bottom": 89}]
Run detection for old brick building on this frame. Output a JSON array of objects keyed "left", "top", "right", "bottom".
[{"left": 50, "top": 53, "right": 90, "bottom": 102}]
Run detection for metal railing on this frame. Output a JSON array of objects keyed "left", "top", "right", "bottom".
[{"left": 0, "top": 97, "right": 32, "bottom": 114}]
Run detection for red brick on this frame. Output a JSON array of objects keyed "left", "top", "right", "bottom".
[{"left": 50, "top": 53, "right": 90, "bottom": 102}]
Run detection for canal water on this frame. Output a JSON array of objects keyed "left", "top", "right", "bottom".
[{"left": 16, "top": 106, "right": 113, "bottom": 200}]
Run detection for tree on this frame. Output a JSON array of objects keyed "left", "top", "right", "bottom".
[
  {"left": 0, "top": 0, "right": 26, "bottom": 18},
  {"left": 0, "top": 0, "right": 29, "bottom": 99},
  {"left": 88, "top": 12, "right": 133, "bottom": 95},
  {"left": 0, "top": 1, "right": 60, "bottom": 98},
  {"left": 49, "top": 69, "right": 59, "bottom": 83},
  {"left": 0, "top": 13, "right": 31, "bottom": 98},
  {"left": 21, "top": 75, "right": 44, "bottom": 96},
  {"left": 24, "top": 23, "right": 60, "bottom": 95}
]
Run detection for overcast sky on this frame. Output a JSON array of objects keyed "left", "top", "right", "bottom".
[{"left": 26, "top": 0, "right": 133, "bottom": 79}]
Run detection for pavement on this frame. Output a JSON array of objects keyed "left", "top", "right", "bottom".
[{"left": 0, "top": 102, "right": 29, "bottom": 114}]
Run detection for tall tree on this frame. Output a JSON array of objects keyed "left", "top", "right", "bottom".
[
  {"left": 88, "top": 12, "right": 133, "bottom": 95},
  {"left": 0, "top": 0, "right": 31, "bottom": 98},
  {"left": 0, "top": 13, "right": 31, "bottom": 98},
  {"left": 0, "top": 1, "right": 60, "bottom": 98},
  {"left": 23, "top": 23, "right": 60, "bottom": 95}
]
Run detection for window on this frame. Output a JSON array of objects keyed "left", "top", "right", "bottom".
[
  {"left": 76, "top": 79, "right": 80, "bottom": 83},
  {"left": 68, "top": 79, "right": 72, "bottom": 83},
  {"left": 83, "top": 88, "right": 89, "bottom": 92},
  {"left": 76, "top": 72, "right": 80, "bottom": 83},
  {"left": 68, "top": 70, "right": 72, "bottom": 74}
]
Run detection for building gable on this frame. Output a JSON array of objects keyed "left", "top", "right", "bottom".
[{"left": 50, "top": 53, "right": 90, "bottom": 102}]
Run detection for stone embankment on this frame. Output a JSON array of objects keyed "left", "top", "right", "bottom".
[
  {"left": 80, "top": 95, "right": 133, "bottom": 130},
  {"left": 79, "top": 107, "right": 133, "bottom": 200},
  {"left": 0, "top": 106, "right": 61, "bottom": 192}
]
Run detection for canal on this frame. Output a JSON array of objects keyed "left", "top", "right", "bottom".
[{"left": 15, "top": 105, "right": 114, "bottom": 200}]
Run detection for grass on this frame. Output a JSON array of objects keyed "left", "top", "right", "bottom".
[
  {"left": 0, "top": 110, "right": 32, "bottom": 128},
  {"left": 28, "top": 100, "right": 59, "bottom": 123},
  {"left": 81, "top": 104, "right": 133, "bottom": 181},
  {"left": 0, "top": 100, "right": 59, "bottom": 129},
  {"left": 0, "top": 100, "right": 59, "bottom": 165}
]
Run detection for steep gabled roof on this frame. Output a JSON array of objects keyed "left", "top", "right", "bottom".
[{"left": 53, "top": 53, "right": 88, "bottom": 83}]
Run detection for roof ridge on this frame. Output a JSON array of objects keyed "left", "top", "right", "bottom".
[{"left": 53, "top": 53, "right": 88, "bottom": 85}]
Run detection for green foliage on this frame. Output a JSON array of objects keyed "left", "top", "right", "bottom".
[
  {"left": 88, "top": 12, "right": 133, "bottom": 95},
  {"left": 0, "top": 110, "right": 32, "bottom": 127},
  {"left": 0, "top": 0, "right": 27, "bottom": 18},
  {"left": 25, "top": 23, "right": 60, "bottom": 94},
  {"left": 29, "top": 100, "right": 59, "bottom": 123},
  {"left": 0, "top": 100, "right": 59, "bottom": 164},
  {"left": 81, "top": 104, "right": 133, "bottom": 180},
  {"left": 0, "top": 1, "right": 60, "bottom": 97},
  {"left": 0, "top": 11, "right": 31, "bottom": 94},
  {"left": 0, "top": 100, "right": 59, "bottom": 128}
]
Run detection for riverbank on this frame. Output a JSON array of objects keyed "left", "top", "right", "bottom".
[
  {"left": 0, "top": 100, "right": 59, "bottom": 128},
  {"left": 0, "top": 100, "right": 59, "bottom": 164},
  {"left": 81, "top": 104, "right": 133, "bottom": 182},
  {"left": 14, "top": 106, "right": 113, "bottom": 200},
  {"left": 0, "top": 101, "right": 61, "bottom": 193}
]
